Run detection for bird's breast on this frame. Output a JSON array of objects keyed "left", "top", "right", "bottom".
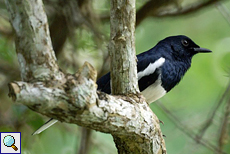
[{"left": 141, "top": 77, "right": 166, "bottom": 104}]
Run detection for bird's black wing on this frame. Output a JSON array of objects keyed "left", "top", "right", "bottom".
[
  {"left": 136, "top": 48, "right": 163, "bottom": 91},
  {"left": 97, "top": 47, "right": 164, "bottom": 93},
  {"left": 97, "top": 72, "right": 111, "bottom": 94}
]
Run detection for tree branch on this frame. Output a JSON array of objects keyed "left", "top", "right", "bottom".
[
  {"left": 196, "top": 81, "right": 230, "bottom": 143},
  {"left": 218, "top": 97, "right": 230, "bottom": 153},
  {"left": 155, "top": 0, "right": 222, "bottom": 17},
  {"left": 137, "top": 0, "right": 222, "bottom": 26},
  {"left": 136, "top": 0, "right": 175, "bottom": 26},
  {"left": 5, "top": 0, "right": 64, "bottom": 82},
  {"left": 101, "top": 0, "right": 222, "bottom": 27},
  {"left": 109, "top": 0, "right": 139, "bottom": 95},
  {"left": 156, "top": 101, "right": 227, "bottom": 154},
  {"left": 8, "top": 62, "right": 166, "bottom": 153},
  {"left": 108, "top": 1, "right": 166, "bottom": 153}
]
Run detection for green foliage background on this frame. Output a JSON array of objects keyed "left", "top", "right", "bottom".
[{"left": 0, "top": 1, "right": 230, "bottom": 154}]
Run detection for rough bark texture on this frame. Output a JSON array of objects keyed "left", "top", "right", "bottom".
[
  {"left": 5, "top": 0, "right": 64, "bottom": 82},
  {"left": 8, "top": 72, "right": 166, "bottom": 153},
  {"left": 109, "top": 0, "right": 139, "bottom": 95},
  {"left": 6, "top": 0, "right": 166, "bottom": 153}
]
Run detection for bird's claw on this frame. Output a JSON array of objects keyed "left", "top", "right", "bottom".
[{"left": 159, "top": 120, "right": 164, "bottom": 125}]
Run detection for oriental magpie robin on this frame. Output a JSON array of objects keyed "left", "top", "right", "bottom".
[{"left": 32, "top": 35, "right": 211, "bottom": 135}]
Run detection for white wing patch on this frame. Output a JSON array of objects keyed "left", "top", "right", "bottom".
[
  {"left": 137, "top": 57, "right": 165, "bottom": 80},
  {"left": 137, "top": 57, "right": 166, "bottom": 103}
]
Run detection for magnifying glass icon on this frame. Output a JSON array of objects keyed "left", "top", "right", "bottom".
[{"left": 3, "top": 135, "right": 18, "bottom": 151}]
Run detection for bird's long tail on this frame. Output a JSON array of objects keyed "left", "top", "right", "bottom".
[{"left": 32, "top": 118, "right": 58, "bottom": 135}]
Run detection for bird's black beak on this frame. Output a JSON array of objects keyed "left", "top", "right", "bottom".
[{"left": 193, "top": 47, "right": 212, "bottom": 53}]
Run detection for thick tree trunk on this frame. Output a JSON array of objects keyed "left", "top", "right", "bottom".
[{"left": 5, "top": 0, "right": 166, "bottom": 153}]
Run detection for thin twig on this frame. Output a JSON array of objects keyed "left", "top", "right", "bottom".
[
  {"left": 156, "top": 101, "right": 227, "bottom": 154},
  {"left": 217, "top": 96, "right": 230, "bottom": 153},
  {"left": 196, "top": 81, "right": 230, "bottom": 143},
  {"left": 215, "top": 2, "right": 230, "bottom": 26}
]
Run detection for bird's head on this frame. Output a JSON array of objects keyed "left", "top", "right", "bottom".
[{"left": 160, "top": 35, "right": 212, "bottom": 61}]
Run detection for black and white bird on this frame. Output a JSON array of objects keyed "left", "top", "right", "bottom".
[{"left": 32, "top": 35, "right": 211, "bottom": 135}]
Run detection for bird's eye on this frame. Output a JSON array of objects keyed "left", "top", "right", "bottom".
[{"left": 181, "top": 39, "right": 189, "bottom": 47}]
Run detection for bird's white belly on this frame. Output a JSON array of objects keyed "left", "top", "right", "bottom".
[{"left": 141, "top": 78, "right": 166, "bottom": 104}]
